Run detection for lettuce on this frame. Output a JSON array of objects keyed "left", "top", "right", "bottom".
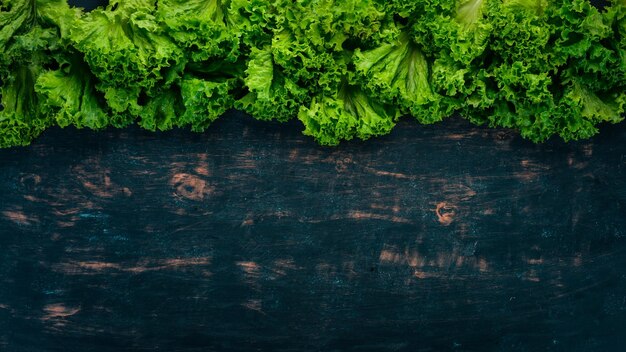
[
  {"left": 459, "top": 0, "right": 626, "bottom": 142},
  {"left": 0, "top": 0, "right": 625, "bottom": 148},
  {"left": 35, "top": 51, "right": 109, "bottom": 129},
  {"left": 236, "top": 45, "right": 309, "bottom": 122},
  {"left": 354, "top": 32, "right": 444, "bottom": 123},
  {"left": 0, "top": 1, "right": 65, "bottom": 147},
  {"left": 298, "top": 83, "right": 400, "bottom": 145}
]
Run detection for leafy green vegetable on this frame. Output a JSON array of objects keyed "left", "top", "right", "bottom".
[
  {"left": 36, "top": 53, "right": 109, "bottom": 130},
  {"left": 0, "top": 0, "right": 624, "bottom": 148},
  {"left": 354, "top": 32, "right": 443, "bottom": 123},
  {"left": 0, "top": 1, "right": 64, "bottom": 147},
  {"left": 236, "top": 45, "right": 309, "bottom": 122},
  {"left": 298, "top": 83, "right": 400, "bottom": 145},
  {"left": 67, "top": 1, "right": 182, "bottom": 92}
]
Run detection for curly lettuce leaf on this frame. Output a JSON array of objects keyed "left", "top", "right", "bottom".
[
  {"left": 461, "top": 0, "right": 558, "bottom": 141},
  {"left": 138, "top": 72, "right": 239, "bottom": 133},
  {"left": 67, "top": 1, "right": 183, "bottom": 93},
  {"left": 236, "top": 0, "right": 399, "bottom": 124},
  {"left": 405, "top": 0, "right": 494, "bottom": 62},
  {"left": 236, "top": 46, "right": 308, "bottom": 122},
  {"left": 466, "top": 0, "right": 626, "bottom": 142},
  {"left": 381, "top": 0, "right": 495, "bottom": 124},
  {"left": 555, "top": 73, "right": 625, "bottom": 141},
  {"left": 1, "top": 0, "right": 625, "bottom": 148},
  {"left": 0, "top": 0, "right": 63, "bottom": 148},
  {"left": 550, "top": 0, "right": 625, "bottom": 95},
  {"left": 354, "top": 31, "right": 446, "bottom": 123},
  {"left": 156, "top": 0, "right": 240, "bottom": 63},
  {"left": 178, "top": 75, "right": 237, "bottom": 132},
  {"left": 228, "top": 0, "right": 277, "bottom": 46},
  {"left": 0, "top": 0, "right": 33, "bottom": 51},
  {"left": 35, "top": 53, "right": 109, "bottom": 129},
  {"left": 137, "top": 89, "right": 181, "bottom": 132},
  {"left": 298, "top": 84, "right": 400, "bottom": 145},
  {"left": 0, "top": 28, "right": 56, "bottom": 148},
  {"left": 0, "top": 63, "right": 47, "bottom": 148}
]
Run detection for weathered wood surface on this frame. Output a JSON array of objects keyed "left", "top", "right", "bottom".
[{"left": 0, "top": 112, "right": 625, "bottom": 351}]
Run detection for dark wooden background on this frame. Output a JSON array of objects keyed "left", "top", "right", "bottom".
[{"left": 0, "top": 111, "right": 625, "bottom": 351}]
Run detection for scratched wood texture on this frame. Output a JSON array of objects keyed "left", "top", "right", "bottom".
[{"left": 0, "top": 111, "right": 625, "bottom": 352}]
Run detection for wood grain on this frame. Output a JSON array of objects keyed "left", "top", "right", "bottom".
[{"left": 0, "top": 112, "right": 625, "bottom": 351}]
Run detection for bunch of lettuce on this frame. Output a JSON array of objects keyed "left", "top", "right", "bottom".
[{"left": 0, "top": 0, "right": 624, "bottom": 148}]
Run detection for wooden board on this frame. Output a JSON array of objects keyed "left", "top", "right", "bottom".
[{"left": 1, "top": 112, "right": 625, "bottom": 351}]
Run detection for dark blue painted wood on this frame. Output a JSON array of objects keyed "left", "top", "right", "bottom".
[
  {"left": 0, "top": 112, "right": 625, "bottom": 351},
  {"left": 67, "top": 0, "right": 108, "bottom": 10}
]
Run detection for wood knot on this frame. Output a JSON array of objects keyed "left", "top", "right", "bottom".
[{"left": 435, "top": 202, "right": 456, "bottom": 226}]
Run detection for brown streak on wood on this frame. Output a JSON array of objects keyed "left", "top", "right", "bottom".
[
  {"left": 23, "top": 195, "right": 41, "bottom": 202},
  {"left": 524, "top": 269, "right": 541, "bottom": 282},
  {"left": 75, "top": 262, "right": 121, "bottom": 271},
  {"left": 194, "top": 153, "right": 211, "bottom": 176},
  {"left": 2, "top": 209, "right": 34, "bottom": 225},
  {"left": 54, "top": 258, "right": 212, "bottom": 275},
  {"left": 42, "top": 304, "right": 80, "bottom": 322},
  {"left": 444, "top": 133, "right": 469, "bottom": 141},
  {"left": 440, "top": 130, "right": 481, "bottom": 141},
  {"left": 241, "top": 299, "right": 265, "bottom": 314},
  {"left": 53, "top": 208, "right": 81, "bottom": 216},
  {"left": 441, "top": 183, "right": 477, "bottom": 201},
  {"left": 379, "top": 248, "right": 424, "bottom": 268},
  {"left": 237, "top": 261, "right": 260, "bottom": 275},
  {"left": 161, "top": 258, "right": 211, "bottom": 267},
  {"left": 237, "top": 261, "right": 261, "bottom": 287},
  {"left": 379, "top": 246, "right": 491, "bottom": 276},
  {"left": 237, "top": 150, "right": 257, "bottom": 170},
  {"left": 517, "top": 159, "right": 552, "bottom": 182},
  {"left": 343, "top": 211, "right": 411, "bottom": 224},
  {"left": 125, "top": 257, "right": 212, "bottom": 273},
  {"left": 271, "top": 258, "right": 300, "bottom": 277},
  {"left": 363, "top": 167, "right": 414, "bottom": 180},
  {"left": 56, "top": 221, "right": 76, "bottom": 228},
  {"left": 414, "top": 271, "right": 437, "bottom": 279},
  {"left": 289, "top": 149, "right": 299, "bottom": 161}
]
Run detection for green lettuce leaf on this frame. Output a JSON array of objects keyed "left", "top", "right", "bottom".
[
  {"left": 236, "top": 46, "right": 308, "bottom": 122},
  {"left": 354, "top": 31, "right": 445, "bottom": 123},
  {"left": 67, "top": 1, "right": 183, "bottom": 94},
  {"left": 1, "top": 0, "right": 625, "bottom": 147},
  {"left": 35, "top": 52, "right": 108, "bottom": 130},
  {"left": 0, "top": 59, "right": 48, "bottom": 148},
  {"left": 178, "top": 75, "right": 237, "bottom": 132},
  {"left": 137, "top": 89, "right": 181, "bottom": 132},
  {"left": 0, "top": 1, "right": 64, "bottom": 148},
  {"left": 156, "top": 0, "right": 240, "bottom": 63},
  {"left": 298, "top": 84, "right": 400, "bottom": 145}
]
